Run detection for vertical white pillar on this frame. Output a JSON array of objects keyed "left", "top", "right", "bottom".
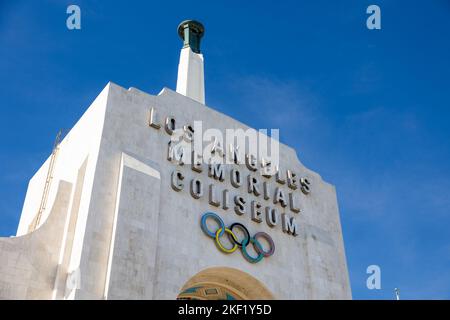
[
  {"left": 176, "top": 47, "right": 205, "bottom": 104},
  {"left": 175, "top": 20, "right": 205, "bottom": 105}
]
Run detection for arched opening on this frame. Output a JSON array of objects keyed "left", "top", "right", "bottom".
[{"left": 177, "top": 267, "right": 275, "bottom": 300}]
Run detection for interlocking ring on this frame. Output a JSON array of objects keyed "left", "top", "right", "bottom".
[
  {"left": 200, "top": 212, "right": 275, "bottom": 263},
  {"left": 228, "top": 223, "right": 250, "bottom": 247},
  {"left": 215, "top": 228, "right": 238, "bottom": 253},
  {"left": 253, "top": 232, "right": 276, "bottom": 257},
  {"left": 241, "top": 237, "right": 264, "bottom": 263},
  {"left": 201, "top": 212, "right": 225, "bottom": 238}
]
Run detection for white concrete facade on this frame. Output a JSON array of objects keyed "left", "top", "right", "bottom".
[{"left": 0, "top": 82, "right": 351, "bottom": 300}]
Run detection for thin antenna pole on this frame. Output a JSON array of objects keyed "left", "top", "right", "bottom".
[{"left": 394, "top": 288, "right": 400, "bottom": 300}]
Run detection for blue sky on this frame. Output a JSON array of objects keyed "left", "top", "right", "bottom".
[{"left": 1, "top": 0, "right": 449, "bottom": 299}]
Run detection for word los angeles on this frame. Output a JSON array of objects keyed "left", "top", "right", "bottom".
[{"left": 148, "top": 108, "right": 312, "bottom": 237}]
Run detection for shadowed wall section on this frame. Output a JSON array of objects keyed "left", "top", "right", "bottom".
[{"left": 103, "top": 153, "right": 161, "bottom": 299}]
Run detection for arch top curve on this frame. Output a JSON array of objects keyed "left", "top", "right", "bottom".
[{"left": 177, "top": 266, "right": 275, "bottom": 300}]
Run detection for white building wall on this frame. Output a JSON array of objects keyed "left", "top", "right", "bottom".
[
  {"left": 17, "top": 83, "right": 111, "bottom": 236},
  {"left": 72, "top": 83, "right": 351, "bottom": 299},
  {"left": 0, "top": 82, "right": 351, "bottom": 300},
  {"left": 0, "top": 83, "right": 110, "bottom": 299}
]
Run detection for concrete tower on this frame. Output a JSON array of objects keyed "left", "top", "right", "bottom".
[
  {"left": 0, "top": 21, "right": 351, "bottom": 300},
  {"left": 176, "top": 20, "right": 205, "bottom": 104}
]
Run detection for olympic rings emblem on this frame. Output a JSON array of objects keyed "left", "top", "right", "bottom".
[{"left": 200, "top": 212, "right": 275, "bottom": 263}]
